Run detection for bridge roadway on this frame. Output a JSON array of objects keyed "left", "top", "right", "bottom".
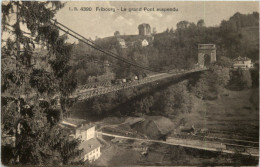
[
  {"left": 97, "top": 132, "right": 259, "bottom": 157},
  {"left": 70, "top": 68, "right": 207, "bottom": 101}
]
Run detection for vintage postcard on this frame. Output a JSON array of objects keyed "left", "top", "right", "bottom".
[{"left": 1, "top": 1, "right": 259, "bottom": 166}]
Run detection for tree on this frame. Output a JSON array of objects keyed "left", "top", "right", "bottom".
[
  {"left": 134, "top": 96, "right": 154, "bottom": 115},
  {"left": 152, "top": 27, "right": 157, "bottom": 35},
  {"left": 240, "top": 69, "right": 252, "bottom": 88},
  {"left": 169, "top": 28, "right": 174, "bottom": 33},
  {"left": 176, "top": 21, "right": 190, "bottom": 29},
  {"left": 217, "top": 56, "right": 233, "bottom": 68},
  {"left": 211, "top": 64, "right": 230, "bottom": 87},
  {"left": 151, "top": 81, "right": 194, "bottom": 116},
  {"left": 114, "top": 31, "right": 120, "bottom": 36},
  {"left": 250, "top": 62, "right": 259, "bottom": 88},
  {"left": 165, "top": 28, "right": 169, "bottom": 33},
  {"left": 165, "top": 81, "right": 194, "bottom": 115},
  {"left": 132, "top": 51, "right": 149, "bottom": 67},
  {"left": 1, "top": 1, "right": 82, "bottom": 165},
  {"left": 191, "top": 64, "right": 230, "bottom": 99},
  {"left": 191, "top": 72, "right": 218, "bottom": 100},
  {"left": 197, "top": 19, "right": 205, "bottom": 27},
  {"left": 229, "top": 68, "right": 252, "bottom": 90}
]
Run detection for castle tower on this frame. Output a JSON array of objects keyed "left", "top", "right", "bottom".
[{"left": 138, "top": 23, "right": 151, "bottom": 36}]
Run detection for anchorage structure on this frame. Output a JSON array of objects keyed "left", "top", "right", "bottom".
[{"left": 198, "top": 44, "right": 216, "bottom": 67}]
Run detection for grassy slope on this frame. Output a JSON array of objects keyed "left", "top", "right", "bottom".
[
  {"left": 176, "top": 88, "right": 259, "bottom": 140},
  {"left": 95, "top": 139, "right": 258, "bottom": 166},
  {"left": 95, "top": 88, "right": 259, "bottom": 166}
]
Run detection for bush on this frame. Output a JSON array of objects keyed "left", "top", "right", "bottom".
[{"left": 228, "top": 68, "right": 252, "bottom": 90}]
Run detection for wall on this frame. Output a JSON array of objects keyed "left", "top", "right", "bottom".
[
  {"left": 87, "top": 147, "right": 101, "bottom": 162},
  {"left": 86, "top": 127, "right": 95, "bottom": 140},
  {"left": 75, "top": 126, "right": 95, "bottom": 141}
]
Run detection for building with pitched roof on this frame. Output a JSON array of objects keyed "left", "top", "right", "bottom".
[
  {"left": 76, "top": 124, "right": 96, "bottom": 141},
  {"left": 60, "top": 118, "right": 102, "bottom": 162},
  {"left": 79, "top": 138, "right": 101, "bottom": 162},
  {"left": 233, "top": 56, "right": 253, "bottom": 69},
  {"left": 141, "top": 39, "right": 149, "bottom": 47}
]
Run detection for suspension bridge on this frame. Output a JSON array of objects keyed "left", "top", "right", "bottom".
[
  {"left": 37, "top": 20, "right": 259, "bottom": 158},
  {"left": 70, "top": 67, "right": 207, "bottom": 101},
  {"left": 47, "top": 19, "right": 210, "bottom": 101}
]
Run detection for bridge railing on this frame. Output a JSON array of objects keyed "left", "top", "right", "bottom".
[{"left": 71, "top": 67, "right": 208, "bottom": 100}]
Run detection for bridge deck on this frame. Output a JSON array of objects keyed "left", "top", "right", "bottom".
[{"left": 70, "top": 68, "right": 207, "bottom": 101}]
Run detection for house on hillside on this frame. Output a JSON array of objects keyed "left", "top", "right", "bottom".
[
  {"left": 75, "top": 124, "right": 96, "bottom": 141},
  {"left": 233, "top": 56, "right": 253, "bottom": 69},
  {"left": 141, "top": 39, "right": 149, "bottom": 47},
  {"left": 80, "top": 138, "right": 101, "bottom": 162},
  {"left": 117, "top": 38, "right": 127, "bottom": 48},
  {"left": 60, "top": 118, "right": 101, "bottom": 162}
]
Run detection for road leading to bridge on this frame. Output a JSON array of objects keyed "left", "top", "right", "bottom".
[{"left": 97, "top": 132, "right": 259, "bottom": 157}]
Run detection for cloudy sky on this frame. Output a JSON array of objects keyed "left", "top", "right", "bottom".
[{"left": 55, "top": 1, "right": 258, "bottom": 43}]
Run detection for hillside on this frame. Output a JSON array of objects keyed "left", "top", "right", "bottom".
[
  {"left": 240, "top": 26, "right": 259, "bottom": 49},
  {"left": 70, "top": 12, "right": 259, "bottom": 86}
]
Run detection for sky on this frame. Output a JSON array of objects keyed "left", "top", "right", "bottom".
[
  {"left": 55, "top": 1, "right": 258, "bottom": 43},
  {"left": 3, "top": 1, "right": 258, "bottom": 44}
]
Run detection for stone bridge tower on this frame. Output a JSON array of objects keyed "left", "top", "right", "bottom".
[{"left": 198, "top": 44, "right": 216, "bottom": 67}]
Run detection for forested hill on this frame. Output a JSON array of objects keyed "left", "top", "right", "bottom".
[
  {"left": 240, "top": 26, "right": 259, "bottom": 50},
  {"left": 219, "top": 12, "right": 259, "bottom": 60},
  {"left": 71, "top": 12, "right": 259, "bottom": 85}
]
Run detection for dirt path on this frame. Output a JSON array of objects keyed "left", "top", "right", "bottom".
[{"left": 98, "top": 132, "right": 259, "bottom": 157}]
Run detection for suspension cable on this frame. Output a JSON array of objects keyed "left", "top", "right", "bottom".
[{"left": 50, "top": 19, "right": 161, "bottom": 73}]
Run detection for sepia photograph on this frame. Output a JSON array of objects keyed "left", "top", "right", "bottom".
[{"left": 1, "top": 0, "right": 259, "bottom": 166}]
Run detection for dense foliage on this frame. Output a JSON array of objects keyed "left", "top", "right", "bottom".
[{"left": 1, "top": 1, "right": 85, "bottom": 165}]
